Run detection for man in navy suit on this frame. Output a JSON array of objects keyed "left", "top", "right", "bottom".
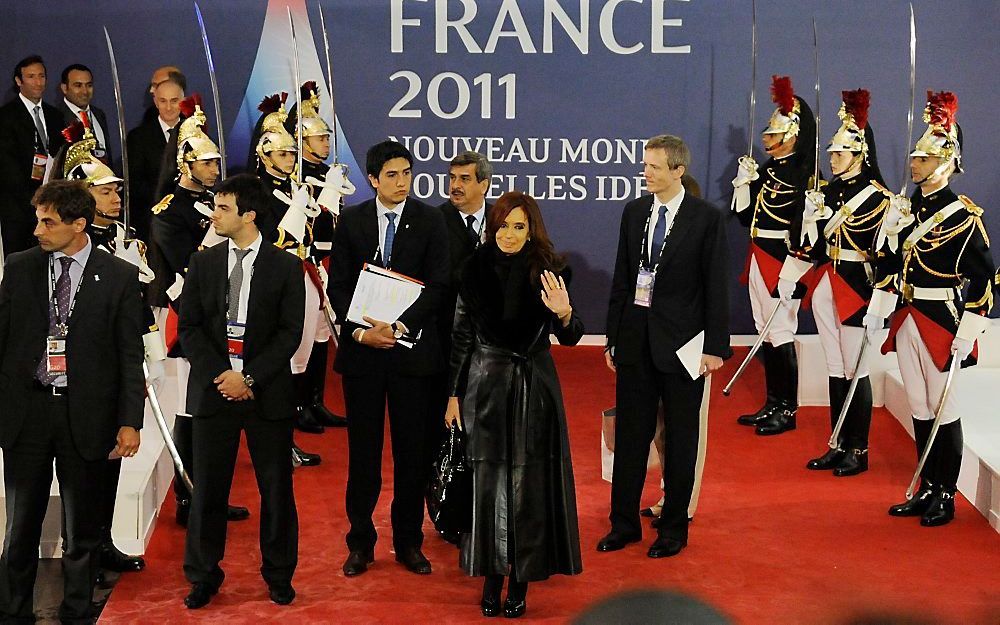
[{"left": 327, "top": 140, "right": 450, "bottom": 577}]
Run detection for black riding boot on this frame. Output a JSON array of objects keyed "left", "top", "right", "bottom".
[
  {"left": 888, "top": 418, "right": 935, "bottom": 516},
  {"left": 807, "top": 377, "right": 848, "bottom": 469},
  {"left": 834, "top": 376, "right": 872, "bottom": 476},
  {"left": 738, "top": 343, "right": 779, "bottom": 425},
  {"left": 305, "top": 341, "right": 347, "bottom": 427},
  {"left": 293, "top": 372, "right": 325, "bottom": 434},
  {"left": 756, "top": 342, "right": 797, "bottom": 435},
  {"left": 921, "top": 421, "right": 962, "bottom": 526}
]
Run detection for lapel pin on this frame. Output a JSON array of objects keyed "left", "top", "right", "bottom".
[
  {"left": 405, "top": 224, "right": 410, "bottom": 229},
  {"left": 94, "top": 274, "right": 101, "bottom": 282}
]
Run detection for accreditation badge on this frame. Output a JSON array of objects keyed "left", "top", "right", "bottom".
[
  {"left": 45, "top": 336, "right": 68, "bottom": 374},
  {"left": 226, "top": 322, "right": 246, "bottom": 361},
  {"left": 31, "top": 153, "right": 48, "bottom": 181},
  {"left": 634, "top": 267, "right": 656, "bottom": 308}
]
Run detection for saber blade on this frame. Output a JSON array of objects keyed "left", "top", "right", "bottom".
[
  {"left": 900, "top": 3, "right": 916, "bottom": 196},
  {"left": 745, "top": 0, "right": 758, "bottom": 157},
  {"left": 318, "top": 3, "right": 339, "bottom": 159},
  {"left": 905, "top": 354, "right": 958, "bottom": 499},
  {"left": 723, "top": 301, "right": 781, "bottom": 396},
  {"left": 288, "top": 7, "right": 304, "bottom": 181},
  {"left": 829, "top": 333, "right": 870, "bottom": 448},
  {"left": 812, "top": 18, "right": 821, "bottom": 191},
  {"left": 194, "top": 2, "right": 228, "bottom": 179},
  {"left": 103, "top": 27, "right": 130, "bottom": 230},
  {"left": 143, "top": 362, "right": 193, "bottom": 494}
]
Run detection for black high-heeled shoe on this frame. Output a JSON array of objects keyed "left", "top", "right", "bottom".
[
  {"left": 503, "top": 579, "right": 528, "bottom": 618},
  {"left": 481, "top": 575, "right": 503, "bottom": 617}
]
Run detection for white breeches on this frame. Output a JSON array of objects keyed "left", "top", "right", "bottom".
[
  {"left": 748, "top": 255, "right": 799, "bottom": 346},
  {"left": 811, "top": 272, "right": 874, "bottom": 379},
  {"left": 896, "top": 315, "right": 961, "bottom": 424},
  {"left": 291, "top": 272, "right": 332, "bottom": 374}
]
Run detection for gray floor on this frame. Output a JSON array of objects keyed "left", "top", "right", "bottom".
[{"left": 33, "top": 559, "right": 117, "bottom": 624}]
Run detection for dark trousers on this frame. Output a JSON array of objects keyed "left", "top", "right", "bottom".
[
  {"left": 0, "top": 389, "right": 104, "bottom": 624},
  {"left": 172, "top": 415, "right": 193, "bottom": 501},
  {"left": 343, "top": 371, "right": 432, "bottom": 553},
  {"left": 183, "top": 402, "right": 297, "bottom": 590},
  {"left": 610, "top": 350, "right": 705, "bottom": 543}
]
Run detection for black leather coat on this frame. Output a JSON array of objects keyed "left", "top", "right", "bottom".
[{"left": 448, "top": 245, "right": 583, "bottom": 581}]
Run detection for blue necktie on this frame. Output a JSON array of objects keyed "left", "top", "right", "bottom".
[
  {"left": 384, "top": 212, "right": 397, "bottom": 267},
  {"left": 649, "top": 205, "right": 668, "bottom": 265}
]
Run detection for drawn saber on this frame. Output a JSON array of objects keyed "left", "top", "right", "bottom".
[
  {"left": 899, "top": 3, "right": 916, "bottom": 197},
  {"left": 828, "top": 332, "right": 869, "bottom": 448},
  {"left": 722, "top": 302, "right": 781, "bottom": 396},
  {"left": 194, "top": 2, "right": 227, "bottom": 179},
  {"left": 904, "top": 355, "right": 960, "bottom": 499},
  {"left": 744, "top": 0, "right": 758, "bottom": 157},
  {"left": 288, "top": 7, "right": 304, "bottom": 181},
  {"left": 811, "top": 17, "right": 821, "bottom": 191},
  {"left": 143, "top": 361, "right": 193, "bottom": 494},
  {"left": 317, "top": 3, "right": 339, "bottom": 160},
  {"left": 103, "top": 27, "right": 130, "bottom": 231}
]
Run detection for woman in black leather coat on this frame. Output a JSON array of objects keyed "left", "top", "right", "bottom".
[{"left": 445, "top": 191, "right": 583, "bottom": 618}]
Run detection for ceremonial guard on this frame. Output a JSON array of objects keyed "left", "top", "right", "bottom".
[
  {"left": 150, "top": 96, "right": 250, "bottom": 524},
  {"left": 731, "top": 76, "right": 816, "bottom": 436},
  {"left": 248, "top": 92, "right": 322, "bottom": 464},
  {"left": 55, "top": 118, "right": 161, "bottom": 577},
  {"left": 868, "top": 91, "right": 994, "bottom": 526},
  {"left": 283, "top": 81, "right": 353, "bottom": 431},
  {"left": 796, "top": 90, "right": 892, "bottom": 476}
]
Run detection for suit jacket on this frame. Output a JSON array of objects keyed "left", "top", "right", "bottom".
[
  {"left": 438, "top": 200, "right": 490, "bottom": 352},
  {"left": 178, "top": 240, "right": 305, "bottom": 419},
  {"left": 0, "top": 245, "right": 145, "bottom": 461},
  {"left": 126, "top": 117, "right": 169, "bottom": 240},
  {"left": 606, "top": 193, "right": 732, "bottom": 372},
  {"left": 0, "top": 98, "right": 67, "bottom": 226},
  {"left": 57, "top": 101, "right": 113, "bottom": 166},
  {"left": 327, "top": 197, "right": 450, "bottom": 377}
]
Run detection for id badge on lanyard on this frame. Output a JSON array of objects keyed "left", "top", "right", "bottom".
[
  {"left": 227, "top": 322, "right": 246, "bottom": 361},
  {"left": 634, "top": 267, "right": 656, "bottom": 307},
  {"left": 31, "top": 153, "right": 48, "bottom": 181},
  {"left": 45, "top": 335, "right": 67, "bottom": 374}
]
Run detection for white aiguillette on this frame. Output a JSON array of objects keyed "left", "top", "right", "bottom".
[
  {"left": 347, "top": 264, "right": 424, "bottom": 348},
  {"left": 676, "top": 331, "right": 705, "bottom": 381}
]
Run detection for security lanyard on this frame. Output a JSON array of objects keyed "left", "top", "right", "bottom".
[
  {"left": 639, "top": 203, "right": 679, "bottom": 273},
  {"left": 49, "top": 255, "right": 84, "bottom": 335}
]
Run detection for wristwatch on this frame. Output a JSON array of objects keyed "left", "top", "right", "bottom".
[
  {"left": 392, "top": 323, "right": 404, "bottom": 339},
  {"left": 242, "top": 373, "right": 255, "bottom": 388}
]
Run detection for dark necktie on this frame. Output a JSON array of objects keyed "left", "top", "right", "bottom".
[
  {"left": 384, "top": 213, "right": 397, "bottom": 266},
  {"left": 228, "top": 248, "right": 252, "bottom": 322},
  {"left": 32, "top": 104, "right": 48, "bottom": 154},
  {"left": 649, "top": 205, "right": 669, "bottom": 265},
  {"left": 36, "top": 256, "right": 74, "bottom": 384},
  {"left": 465, "top": 214, "right": 479, "bottom": 243}
]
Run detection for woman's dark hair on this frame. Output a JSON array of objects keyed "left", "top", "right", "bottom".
[
  {"left": 485, "top": 190, "right": 565, "bottom": 282},
  {"left": 31, "top": 180, "right": 96, "bottom": 226}
]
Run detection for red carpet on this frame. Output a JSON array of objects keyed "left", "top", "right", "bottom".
[{"left": 101, "top": 346, "right": 1000, "bottom": 624}]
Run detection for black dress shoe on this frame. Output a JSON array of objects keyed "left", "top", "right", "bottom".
[
  {"left": 481, "top": 574, "right": 503, "bottom": 617},
  {"left": 294, "top": 406, "right": 325, "bottom": 434},
  {"left": 737, "top": 403, "right": 776, "bottom": 426},
  {"left": 184, "top": 582, "right": 217, "bottom": 609},
  {"left": 833, "top": 449, "right": 868, "bottom": 477},
  {"left": 481, "top": 597, "right": 501, "bottom": 617},
  {"left": 309, "top": 403, "right": 348, "bottom": 428},
  {"left": 639, "top": 506, "right": 660, "bottom": 518},
  {"left": 292, "top": 444, "right": 322, "bottom": 467},
  {"left": 650, "top": 516, "right": 661, "bottom": 529},
  {"left": 647, "top": 536, "right": 686, "bottom": 558},
  {"left": 395, "top": 547, "right": 432, "bottom": 574},
  {"left": 888, "top": 482, "right": 935, "bottom": 517},
  {"left": 503, "top": 598, "right": 526, "bottom": 618},
  {"left": 99, "top": 542, "right": 145, "bottom": 572},
  {"left": 920, "top": 490, "right": 955, "bottom": 527},
  {"left": 596, "top": 532, "right": 641, "bottom": 552},
  {"left": 343, "top": 550, "right": 374, "bottom": 576},
  {"left": 755, "top": 409, "right": 796, "bottom": 436},
  {"left": 806, "top": 447, "right": 846, "bottom": 470},
  {"left": 268, "top": 583, "right": 296, "bottom": 605},
  {"left": 176, "top": 499, "right": 191, "bottom": 527},
  {"left": 227, "top": 505, "right": 250, "bottom": 522}
]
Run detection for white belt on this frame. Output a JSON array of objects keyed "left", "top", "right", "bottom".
[
  {"left": 902, "top": 284, "right": 957, "bottom": 302},
  {"left": 827, "top": 246, "right": 869, "bottom": 263},
  {"left": 751, "top": 227, "right": 789, "bottom": 241}
]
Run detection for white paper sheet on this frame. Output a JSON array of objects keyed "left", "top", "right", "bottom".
[
  {"left": 677, "top": 330, "right": 705, "bottom": 380},
  {"left": 347, "top": 265, "right": 423, "bottom": 344}
]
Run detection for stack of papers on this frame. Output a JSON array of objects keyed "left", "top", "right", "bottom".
[{"left": 347, "top": 264, "right": 424, "bottom": 347}]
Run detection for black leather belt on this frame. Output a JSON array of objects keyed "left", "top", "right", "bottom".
[{"left": 32, "top": 380, "right": 68, "bottom": 396}]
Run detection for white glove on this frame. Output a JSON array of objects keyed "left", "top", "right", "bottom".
[
  {"left": 804, "top": 190, "right": 826, "bottom": 220},
  {"left": 863, "top": 313, "right": 885, "bottom": 340},
  {"left": 144, "top": 357, "right": 166, "bottom": 394},
  {"left": 951, "top": 337, "right": 974, "bottom": 362},
  {"left": 777, "top": 278, "right": 796, "bottom": 306},
  {"left": 730, "top": 155, "right": 759, "bottom": 214},
  {"left": 276, "top": 182, "right": 320, "bottom": 244},
  {"left": 883, "top": 195, "right": 911, "bottom": 231},
  {"left": 307, "top": 164, "right": 356, "bottom": 217},
  {"left": 115, "top": 238, "right": 156, "bottom": 284}
]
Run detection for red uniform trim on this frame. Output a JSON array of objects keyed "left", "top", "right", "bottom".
[
  {"left": 740, "top": 243, "right": 782, "bottom": 293},
  {"left": 164, "top": 304, "right": 179, "bottom": 353},
  {"left": 882, "top": 306, "right": 978, "bottom": 372}
]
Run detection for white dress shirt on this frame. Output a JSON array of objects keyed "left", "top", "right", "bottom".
[
  {"left": 64, "top": 98, "right": 107, "bottom": 155},
  {"left": 460, "top": 202, "right": 487, "bottom": 243},
  {"left": 375, "top": 196, "right": 405, "bottom": 264},
  {"left": 19, "top": 92, "right": 48, "bottom": 146},
  {"left": 226, "top": 234, "right": 262, "bottom": 371},
  {"left": 646, "top": 186, "right": 685, "bottom": 263},
  {"left": 158, "top": 116, "right": 175, "bottom": 143},
  {"left": 49, "top": 236, "right": 93, "bottom": 386}
]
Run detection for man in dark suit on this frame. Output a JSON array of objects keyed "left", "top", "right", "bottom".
[
  {"left": 58, "top": 63, "right": 113, "bottom": 165},
  {"left": 328, "top": 140, "right": 449, "bottom": 577},
  {"left": 179, "top": 174, "right": 304, "bottom": 609},
  {"left": 126, "top": 73, "right": 184, "bottom": 241},
  {"left": 0, "top": 180, "right": 144, "bottom": 623},
  {"left": 599, "top": 135, "right": 730, "bottom": 559},
  {"left": 0, "top": 55, "right": 67, "bottom": 257}
]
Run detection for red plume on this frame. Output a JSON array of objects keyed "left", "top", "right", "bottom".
[
  {"left": 61, "top": 119, "right": 86, "bottom": 144},
  {"left": 842, "top": 89, "right": 870, "bottom": 130},
  {"left": 301, "top": 80, "right": 317, "bottom": 101},
  {"left": 926, "top": 90, "right": 958, "bottom": 131},
  {"left": 770, "top": 75, "right": 795, "bottom": 115},
  {"left": 258, "top": 93, "right": 281, "bottom": 114},
  {"left": 179, "top": 93, "right": 203, "bottom": 118}
]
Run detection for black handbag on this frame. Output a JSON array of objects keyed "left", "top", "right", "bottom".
[{"left": 428, "top": 424, "right": 473, "bottom": 538}]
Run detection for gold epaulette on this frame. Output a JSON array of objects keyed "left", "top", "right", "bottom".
[
  {"left": 959, "top": 195, "right": 983, "bottom": 217},
  {"left": 151, "top": 194, "right": 174, "bottom": 215},
  {"left": 870, "top": 179, "right": 893, "bottom": 197}
]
